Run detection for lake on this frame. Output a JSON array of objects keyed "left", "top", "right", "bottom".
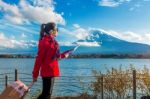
[{"left": 0, "top": 58, "right": 150, "bottom": 97}]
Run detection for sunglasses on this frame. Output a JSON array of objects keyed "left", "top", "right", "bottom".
[{"left": 53, "top": 28, "right": 58, "bottom": 32}]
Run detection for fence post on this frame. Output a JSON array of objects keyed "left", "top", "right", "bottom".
[
  {"left": 5, "top": 75, "right": 8, "bottom": 88},
  {"left": 15, "top": 69, "right": 18, "bottom": 81},
  {"left": 101, "top": 74, "right": 104, "bottom": 99},
  {"left": 133, "top": 70, "right": 136, "bottom": 99}
]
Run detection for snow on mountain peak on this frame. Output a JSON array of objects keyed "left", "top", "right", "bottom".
[{"left": 83, "top": 29, "right": 122, "bottom": 43}]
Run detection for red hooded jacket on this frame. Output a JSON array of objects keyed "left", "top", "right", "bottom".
[{"left": 32, "top": 35, "right": 66, "bottom": 78}]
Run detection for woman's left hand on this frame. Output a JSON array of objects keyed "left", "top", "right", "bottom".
[{"left": 65, "top": 53, "right": 69, "bottom": 58}]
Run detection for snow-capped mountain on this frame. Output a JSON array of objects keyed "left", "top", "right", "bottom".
[
  {"left": 1, "top": 29, "right": 150, "bottom": 55},
  {"left": 71, "top": 30, "right": 150, "bottom": 54}
]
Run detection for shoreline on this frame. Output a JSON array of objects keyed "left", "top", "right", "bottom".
[{"left": 1, "top": 54, "right": 150, "bottom": 59}]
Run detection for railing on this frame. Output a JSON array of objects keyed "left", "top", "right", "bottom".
[
  {"left": 0, "top": 69, "right": 90, "bottom": 98},
  {"left": 0, "top": 69, "right": 150, "bottom": 99}
]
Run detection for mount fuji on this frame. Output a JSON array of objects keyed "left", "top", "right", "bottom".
[
  {"left": 64, "top": 30, "right": 150, "bottom": 55},
  {"left": 1, "top": 29, "right": 150, "bottom": 55}
]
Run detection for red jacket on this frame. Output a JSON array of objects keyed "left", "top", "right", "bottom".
[{"left": 32, "top": 35, "right": 66, "bottom": 78}]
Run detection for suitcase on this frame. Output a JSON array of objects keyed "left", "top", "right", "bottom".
[{"left": 0, "top": 80, "right": 34, "bottom": 99}]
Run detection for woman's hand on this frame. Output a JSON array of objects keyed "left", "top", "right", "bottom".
[
  {"left": 65, "top": 53, "right": 69, "bottom": 58},
  {"left": 33, "top": 77, "right": 37, "bottom": 82}
]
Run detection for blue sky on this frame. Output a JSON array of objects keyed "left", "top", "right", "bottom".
[{"left": 0, "top": 0, "right": 150, "bottom": 50}]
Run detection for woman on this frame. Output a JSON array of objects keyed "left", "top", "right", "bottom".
[{"left": 32, "top": 22, "right": 69, "bottom": 99}]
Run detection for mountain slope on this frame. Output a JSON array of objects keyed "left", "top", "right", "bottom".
[{"left": 72, "top": 30, "right": 150, "bottom": 54}]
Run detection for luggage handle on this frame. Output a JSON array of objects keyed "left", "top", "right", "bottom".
[
  {"left": 21, "top": 82, "right": 34, "bottom": 99},
  {"left": 27, "top": 82, "right": 34, "bottom": 92}
]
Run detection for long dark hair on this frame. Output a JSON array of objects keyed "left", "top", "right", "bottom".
[
  {"left": 40, "top": 24, "right": 45, "bottom": 40},
  {"left": 39, "top": 22, "right": 57, "bottom": 40}
]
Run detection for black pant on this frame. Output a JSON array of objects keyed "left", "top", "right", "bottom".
[{"left": 37, "top": 77, "right": 55, "bottom": 99}]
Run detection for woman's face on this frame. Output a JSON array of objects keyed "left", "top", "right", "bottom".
[{"left": 51, "top": 28, "right": 58, "bottom": 37}]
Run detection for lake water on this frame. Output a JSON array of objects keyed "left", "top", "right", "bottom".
[{"left": 0, "top": 58, "right": 150, "bottom": 97}]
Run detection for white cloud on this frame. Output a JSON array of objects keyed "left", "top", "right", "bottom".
[
  {"left": 0, "top": 0, "right": 26, "bottom": 24},
  {"left": 74, "top": 29, "right": 89, "bottom": 39},
  {"left": 0, "top": 32, "right": 37, "bottom": 49},
  {"left": 59, "top": 24, "right": 89, "bottom": 41},
  {"left": 58, "top": 42, "right": 74, "bottom": 46},
  {"left": 58, "top": 41, "right": 100, "bottom": 47},
  {"left": 3, "top": 23, "right": 38, "bottom": 35},
  {"left": 98, "top": 0, "right": 131, "bottom": 7},
  {"left": 58, "top": 25, "right": 93, "bottom": 46},
  {"left": 98, "top": 29, "right": 150, "bottom": 45},
  {"left": 21, "top": 33, "right": 27, "bottom": 38},
  {"left": 73, "top": 24, "right": 80, "bottom": 28},
  {"left": 122, "top": 31, "right": 142, "bottom": 40},
  {"left": 0, "top": 0, "right": 65, "bottom": 25},
  {"left": 75, "top": 42, "right": 100, "bottom": 47},
  {"left": 58, "top": 25, "right": 101, "bottom": 47},
  {"left": 59, "top": 27, "right": 74, "bottom": 36},
  {"left": 33, "top": 0, "right": 54, "bottom": 9},
  {"left": 129, "top": 3, "right": 141, "bottom": 11},
  {"left": 72, "top": 24, "right": 89, "bottom": 40},
  {"left": 99, "top": 0, "right": 120, "bottom": 7},
  {"left": 61, "top": 12, "right": 64, "bottom": 16}
]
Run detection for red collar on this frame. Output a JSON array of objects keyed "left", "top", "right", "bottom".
[{"left": 44, "top": 35, "right": 56, "bottom": 42}]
